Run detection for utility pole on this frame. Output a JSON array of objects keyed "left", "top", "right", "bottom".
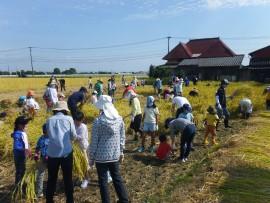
[
  {"left": 28, "top": 47, "right": 34, "bottom": 76},
  {"left": 167, "top": 36, "right": 172, "bottom": 54}
]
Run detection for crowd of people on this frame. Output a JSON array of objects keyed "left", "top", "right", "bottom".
[{"left": 12, "top": 74, "right": 269, "bottom": 203}]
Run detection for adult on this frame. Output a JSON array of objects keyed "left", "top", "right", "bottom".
[
  {"left": 88, "top": 76, "right": 93, "bottom": 89},
  {"left": 94, "top": 79, "right": 104, "bottom": 98},
  {"left": 67, "top": 87, "right": 88, "bottom": 117},
  {"left": 215, "top": 79, "right": 233, "bottom": 128},
  {"left": 127, "top": 91, "right": 142, "bottom": 141},
  {"left": 89, "top": 95, "right": 129, "bottom": 203},
  {"left": 46, "top": 101, "right": 78, "bottom": 203},
  {"left": 48, "top": 75, "right": 59, "bottom": 91},
  {"left": 192, "top": 76, "right": 198, "bottom": 85},
  {"left": 43, "top": 84, "right": 58, "bottom": 112},
  {"left": 165, "top": 117, "right": 196, "bottom": 163},
  {"left": 171, "top": 95, "right": 191, "bottom": 116},
  {"left": 155, "top": 78, "right": 162, "bottom": 98},
  {"left": 173, "top": 77, "right": 184, "bottom": 96},
  {"left": 122, "top": 83, "right": 136, "bottom": 98},
  {"left": 108, "top": 78, "right": 117, "bottom": 98},
  {"left": 59, "top": 79, "right": 66, "bottom": 92},
  {"left": 239, "top": 98, "right": 253, "bottom": 119}
]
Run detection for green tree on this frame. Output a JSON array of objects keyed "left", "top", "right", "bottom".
[{"left": 53, "top": 67, "right": 61, "bottom": 74}]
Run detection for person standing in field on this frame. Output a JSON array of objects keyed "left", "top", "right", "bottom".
[
  {"left": 73, "top": 111, "right": 90, "bottom": 189},
  {"left": 34, "top": 124, "right": 49, "bottom": 198},
  {"left": 46, "top": 101, "right": 78, "bottom": 203},
  {"left": 155, "top": 78, "right": 162, "bottom": 98},
  {"left": 165, "top": 117, "right": 196, "bottom": 163},
  {"left": 127, "top": 91, "right": 142, "bottom": 141},
  {"left": 89, "top": 95, "right": 129, "bottom": 203},
  {"left": 215, "top": 79, "right": 233, "bottom": 128},
  {"left": 137, "top": 96, "right": 159, "bottom": 153},
  {"left": 43, "top": 84, "right": 58, "bottom": 112},
  {"left": 67, "top": 87, "right": 88, "bottom": 117},
  {"left": 59, "top": 79, "right": 66, "bottom": 92},
  {"left": 108, "top": 78, "right": 117, "bottom": 98},
  {"left": 203, "top": 106, "right": 219, "bottom": 145},
  {"left": 263, "top": 86, "right": 270, "bottom": 110},
  {"left": 12, "top": 116, "right": 32, "bottom": 184},
  {"left": 88, "top": 76, "right": 93, "bottom": 89},
  {"left": 94, "top": 79, "right": 104, "bottom": 98},
  {"left": 239, "top": 98, "right": 253, "bottom": 119},
  {"left": 173, "top": 77, "right": 184, "bottom": 96}
]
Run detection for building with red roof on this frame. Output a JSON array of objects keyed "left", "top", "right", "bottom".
[
  {"left": 161, "top": 37, "right": 244, "bottom": 81},
  {"left": 248, "top": 45, "right": 270, "bottom": 82}
]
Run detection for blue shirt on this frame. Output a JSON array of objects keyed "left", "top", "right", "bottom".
[
  {"left": 46, "top": 112, "right": 77, "bottom": 158},
  {"left": 178, "top": 112, "right": 194, "bottom": 122},
  {"left": 35, "top": 135, "right": 49, "bottom": 158},
  {"left": 67, "top": 91, "right": 85, "bottom": 107}
]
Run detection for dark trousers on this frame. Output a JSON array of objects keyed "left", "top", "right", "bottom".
[
  {"left": 14, "top": 150, "right": 26, "bottom": 184},
  {"left": 60, "top": 84, "right": 66, "bottom": 91},
  {"left": 96, "top": 162, "right": 129, "bottom": 203},
  {"left": 222, "top": 107, "right": 230, "bottom": 127},
  {"left": 180, "top": 124, "right": 196, "bottom": 159},
  {"left": 46, "top": 152, "right": 74, "bottom": 203}
]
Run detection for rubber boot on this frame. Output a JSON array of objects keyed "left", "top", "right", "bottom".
[
  {"left": 224, "top": 119, "right": 231, "bottom": 128},
  {"left": 212, "top": 136, "right": 218, "bottom": 145}
]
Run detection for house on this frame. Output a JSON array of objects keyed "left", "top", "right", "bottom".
[
  {"left": 248, "top": 45, "right": 270, "bottom": 82},
  {"left": 162, "top": 37, "right": 244, "bottom": 81}
]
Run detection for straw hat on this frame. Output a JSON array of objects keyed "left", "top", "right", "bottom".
[
  {"left": 53, "top": 101, "right": 70, "bottom": 112},
  {"left": 94, "top": 95, "right": 120, "bottom": 120}
]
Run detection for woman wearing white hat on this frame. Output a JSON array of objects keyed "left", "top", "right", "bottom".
[{"left": 89, "top": 95, "right": 129, "bottom": 203}]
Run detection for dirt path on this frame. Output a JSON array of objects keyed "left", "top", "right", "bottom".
[{"left": 0, "top": 118, "right": 248, "bottom": 203}]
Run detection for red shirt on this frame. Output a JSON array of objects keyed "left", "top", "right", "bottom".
[
  {"left": 123, "top": 86, "right": 136, "bottom": 96},
  {"left": 156, "top": 142, "right": 172, "bottom": 160}
]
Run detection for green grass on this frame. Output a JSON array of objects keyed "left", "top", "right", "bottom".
[{"left": 218, "top": 112, "right": 270, "bottom": 203}]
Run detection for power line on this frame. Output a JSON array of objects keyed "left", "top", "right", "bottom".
[
  {"left": 171, "top": 35, "right": 270, "bottom": 41},
  {"left": 33, "top": 37, "right": 167, "bottom": 51}
]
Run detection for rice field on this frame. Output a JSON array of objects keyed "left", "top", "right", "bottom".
[{"left": 0, "top": 77, "right": 268, "bottom": 203}]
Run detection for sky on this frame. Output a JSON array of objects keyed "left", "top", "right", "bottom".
[{"left": 0, "top": 0, "right": 270, "bottom": 73}]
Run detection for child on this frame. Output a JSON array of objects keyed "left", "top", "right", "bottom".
[
  {"left": 204, "top": 106, "right": 219, "bottom": 145},
  {"left": 138, "top": 96, "right": 159, "bottom": 153},
  {"left": 91, "top": 91, "right": 98, "bottom": 104},
  {"left": 156, "top": 134, "right": 172, "bottom": 160},
  {"left": 24, "top": 90, "right": 40, "bottom": 117},
  {"left": 34, "top": 124, "right": 49, "bottom": 198},
  {"left": 12, "top": 115, "right": 32, "bottom": 184},
  {"left": 73, "top": 111, "right": 90, "bottom": 189},
  {"left": 178, "top": 104, "right": 194, "bottom": 122},
  {"left": 58, "top": 92, "right": 66, "bottom": 101}
]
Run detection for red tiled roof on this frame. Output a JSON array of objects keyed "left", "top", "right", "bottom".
[
  {"left": 163, "top": 42, "right": 191, "bottom": 60},
  {"left": 249, "top": 45, "right": 270, "bottom": 58},
  {"left": 163, "top": 37, "right": 236, "bottom": 61}
]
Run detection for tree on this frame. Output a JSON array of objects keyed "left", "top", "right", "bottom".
[
  {"left": 149, "top": 64, "right": 156, "bottom": 77},
  {"left": 53, "top": 68, "right": 61, "bottom": 74}
]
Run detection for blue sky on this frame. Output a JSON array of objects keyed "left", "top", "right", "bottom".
[{"left": 0, "top": 0, "right": 270, "bottom": 72}]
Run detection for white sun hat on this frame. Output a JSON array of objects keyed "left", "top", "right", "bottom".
[
  {"left": 53, "top": 101, "right": 70, "bottom": 112},
  {"left": 95, "top": 95, "right": 120, "bottom": 120}
]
